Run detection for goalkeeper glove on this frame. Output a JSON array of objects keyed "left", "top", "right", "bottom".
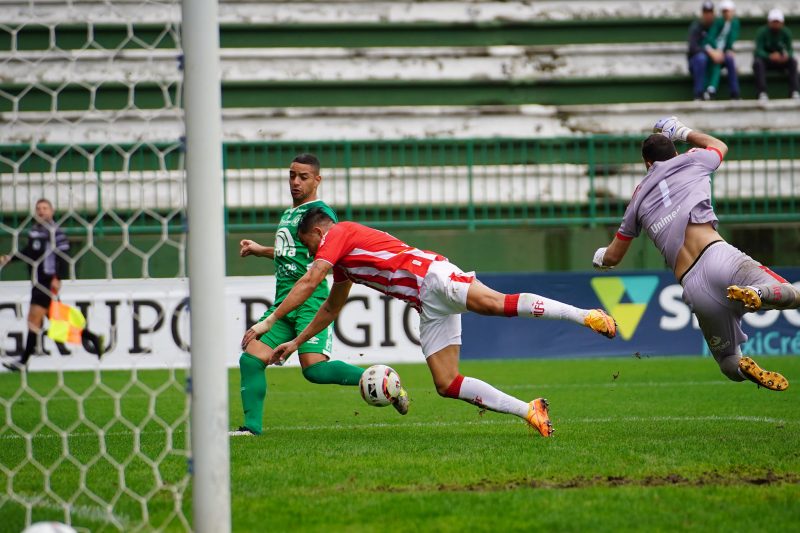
[
  {"left": 653, "top": 116, "right": 692, "bottom": 143},
  {"left": 592, "top": 247, "right": 614, "bottom": 271}
]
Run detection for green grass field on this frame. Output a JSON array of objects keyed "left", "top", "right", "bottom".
[{"left": 2, "top": 355, "right": 799, "bottom": 532}]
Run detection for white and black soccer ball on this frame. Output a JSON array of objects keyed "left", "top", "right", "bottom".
[
  {"left": 359, "top": 364, "right": 402, "bottom": 407},
  {"left": 22, "top": 522, "right": 78, "bottom": 533}
]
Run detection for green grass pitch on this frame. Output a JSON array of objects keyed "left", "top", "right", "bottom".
[{"left": 1, "top": 355, "right": 799, "bottom": 532}]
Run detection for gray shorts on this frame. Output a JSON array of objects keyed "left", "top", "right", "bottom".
[{"left": 681, "top": 241, "right": 783, "bottom": 361}]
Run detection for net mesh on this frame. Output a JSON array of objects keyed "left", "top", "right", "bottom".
[{"left": 1, "top": 1, "right": 191, "bottom": 530}]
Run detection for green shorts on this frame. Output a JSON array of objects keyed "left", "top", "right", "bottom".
[{"left": 258, "top": 295, "right": 333, "bottom": 357}]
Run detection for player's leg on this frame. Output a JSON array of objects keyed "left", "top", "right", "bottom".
[
  {"left": 6, "top": 286, "right": 51, "bottom": 370},
  {"left": 233, "top": 338, "right": 272, "bottom": 435},
  {"left": 465, "top": 278, "right": 616, "bottom": 338},
  {"left": 421, "top": 314, "right": 552, "bottom": 436},
  {"left": 683, "top": 258, "right": 788, "bottom": 390},
  {"left": 22, "top": 303, "right": 48, "bottom": 362},
  {"left": 299, "top": 352, "right": 362, "bottom": 385},
  {"left": 294, "top": 300, "right": 364, "bottom": 386},
  {"left": 727, "top": 268, "right": 799, "bottom": 312},
  {"left": 233, "top": 310, "right": 301, "bottom": 435},
  {"left": 81, "top": 328, "right": 106, "bottom": 359}
]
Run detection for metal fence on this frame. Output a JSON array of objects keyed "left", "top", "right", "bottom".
[{"left": 1, "top": 132, "right": 799, "bottom": 234}]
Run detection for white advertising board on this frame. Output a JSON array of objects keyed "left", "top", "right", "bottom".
[{"left": 0, "top": 276, "right": 423, "bottom": 371}]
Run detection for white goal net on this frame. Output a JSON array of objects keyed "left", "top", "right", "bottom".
[{"left": 0, "top": 1, "right": 201, "bottom": 530}]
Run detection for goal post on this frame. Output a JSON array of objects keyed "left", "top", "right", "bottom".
[
  {"left": 0, "top": 0, "right": 231, "bottom": 530},
  {"left": 181, "top": 0, "right": 231, "bottom": 531}
]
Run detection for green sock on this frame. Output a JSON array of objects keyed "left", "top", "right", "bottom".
[
  {"left": 239, "top": 353, "right": 267, "bottom": 435},
  {"left": 302, "top": 360, "right": 364, "bottom": 386}
]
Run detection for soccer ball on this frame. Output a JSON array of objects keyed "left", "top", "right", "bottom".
[
  {"left": 22, "top": 523, "right": 78, "bottom": 533},
  {"left": 359, "top": 364, "right": 402, "bottom": 407}
]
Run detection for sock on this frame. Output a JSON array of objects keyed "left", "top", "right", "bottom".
[
  {"left": 302, "top": 360, "right": 364, "bottom": 385},
  {"left": 444, "top": 374, "right": 529, "bottom": 419},
  {"left": 504, "top": 293, "right": 587, "bottom": 325},
  {"left": 748, "top": 283, "right": 800, "bottom": 310},
  {"left": 239, "top": 353, "right": 267, "bottom": 435},
  {"left": 20, "top": 329, "right": 38, "bottom": 365}
]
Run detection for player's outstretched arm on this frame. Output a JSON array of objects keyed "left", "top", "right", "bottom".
[
  {"left": 654, "top": 116, "right": 728, "bottom": 158},
  {"left": 593, "top": 235, "right": 633, "bottom": 270},
  {"left": 240, "top": 239, "right": 275, "bottom": 259},
  {"left": 686, "top": 130, "right": 728, "bottom": 159},
  {"left": 240, "top": 259, "right": 332, "bottom": 348},
  {"left": 270, "top": 280, "right": 353, "bottom": 364}
]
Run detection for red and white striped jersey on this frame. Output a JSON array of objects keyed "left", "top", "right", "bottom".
[{"left": 314, "top": 222, "right": 446, "bottom": 310}]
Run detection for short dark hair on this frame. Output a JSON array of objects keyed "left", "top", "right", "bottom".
[
  {"left": 641, "top": 134, "right": 678, "bottom": 163},
  {"left": 35, "top": 198, "right": 53, "bottom": 208},
  {"left": 292, "top": 153, "right": 320, "bottom": 174},
  {"left": 298, "top": 206, "right": 335, "bottom": 235}
]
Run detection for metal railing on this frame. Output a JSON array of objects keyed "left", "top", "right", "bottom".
[{"left": 1, "top": 132, "right": 799, "bottom": 234}]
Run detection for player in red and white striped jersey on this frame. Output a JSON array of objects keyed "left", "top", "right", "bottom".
[{"left": 241, "top": 208, "right": 618, "bottom": 437}]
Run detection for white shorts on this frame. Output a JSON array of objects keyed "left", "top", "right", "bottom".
[{"left": 418, "top": 261, "right": 475, "bottom": 357}]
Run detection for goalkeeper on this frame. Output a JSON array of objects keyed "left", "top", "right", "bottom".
[
  {"left": 230, "top": 154, "right": 404, "bottom": 437},
  {"left": 592, "top": 117, "right": 798, "bottom": 391}
]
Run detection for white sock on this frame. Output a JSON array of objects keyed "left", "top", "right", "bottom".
[
  {"left": 457, "top": 376, "right": 530, "bottom": 419},
  {"left": 510, "top": 293, "right": 588, "bottom": 325}
]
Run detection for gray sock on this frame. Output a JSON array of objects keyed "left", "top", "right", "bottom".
[{"left": 748, "top": 283, "right": 800, "bottom": 310}]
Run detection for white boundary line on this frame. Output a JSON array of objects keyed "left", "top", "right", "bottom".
[
  {"left": 1, "top": 415, "right": 794, "bottom": 441},
  {"left": 0, "top": 380, "right": 738, "bottom": 406}
]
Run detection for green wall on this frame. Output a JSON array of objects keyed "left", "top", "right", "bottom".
[
  {"left": 226, "top": 224, "right": 798, "bottom": 276},
  {"left": 2, "top": 224, "right": 797, "bottom": 282}
]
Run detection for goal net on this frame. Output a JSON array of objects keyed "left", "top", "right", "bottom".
[{"left": 0, "top": 1, "right": 200, "bottom": 530}]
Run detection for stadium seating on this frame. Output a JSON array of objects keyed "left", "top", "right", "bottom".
[
  {"left": 3, "top": 0, "right": 800, "bottom": 143},
  {"left": 2, "top": 0, "right": 798, "bottom": 272}
]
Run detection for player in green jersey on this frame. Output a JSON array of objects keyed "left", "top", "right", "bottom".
[{"left": 230, "top": 154, "right": 404, "bottom": 436}]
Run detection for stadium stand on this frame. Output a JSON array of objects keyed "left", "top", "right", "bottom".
[
  {"left": 2, "top": 0, "right": 799, "bottom": 272},
  {"left": 3, "top": 0, "right": 800, "bottom": 143}
]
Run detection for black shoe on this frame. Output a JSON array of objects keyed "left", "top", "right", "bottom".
[
  {"left": 96, "top": 335, "right": 106, "bottom": 360},
  {"left": 228, "top": 426, "right": 259, "bottom": 436},
  {"left": 3, "top": 359, "right": 25, "bottom": 372}
]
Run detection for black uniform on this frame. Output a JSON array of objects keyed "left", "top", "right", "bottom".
[{"left": 13, "top": 222, "right": 70, "bottom": 307}]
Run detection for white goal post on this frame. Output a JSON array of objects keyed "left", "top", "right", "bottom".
[
  {"left": 181, "top": 0, "right": 231, "bottom": 531},
  {"left": 0, "top": 0, "right": 231, "bottom": 530}
]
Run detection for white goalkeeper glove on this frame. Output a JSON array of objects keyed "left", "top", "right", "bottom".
[
  {"left": 592, "top": 247, "right": 614, "bottom": 271},
  {"left": 653, "top": 116, "right": 692, "bottom": 143}
]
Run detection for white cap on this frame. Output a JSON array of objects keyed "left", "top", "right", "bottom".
[
  {"left": 719, "top": 0, "right": 735, "bottom": 10},
  {"left": 768, "top": 8, "right": 784, "bottom": 22}
]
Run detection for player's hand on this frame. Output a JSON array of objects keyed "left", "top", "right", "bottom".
[
  {"left": 240, "top": 315, "right": 275, "bottom": 349},
  {"left": 269, "top": 340, "right": 297, "bottom": 366},
  {"left": 0, "top": 255, "right": 9, "bottom": 267},
  {"left": 239, "top": 239, "right": 261, "bottom": 257},
  {"left": 592, "top": 247, "right": 613, "bottom": 271},
  {"left": 653, "top": 116, "right": 692, "bottom": 143}
]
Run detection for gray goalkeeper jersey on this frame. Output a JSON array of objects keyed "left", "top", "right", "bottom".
[{"left": 617, "top": 147, "right": 723, "bottom": 271}]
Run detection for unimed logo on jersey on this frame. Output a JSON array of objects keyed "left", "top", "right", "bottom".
[{"left": 590, "top": 276, "right": 660, "bottom": 340}]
